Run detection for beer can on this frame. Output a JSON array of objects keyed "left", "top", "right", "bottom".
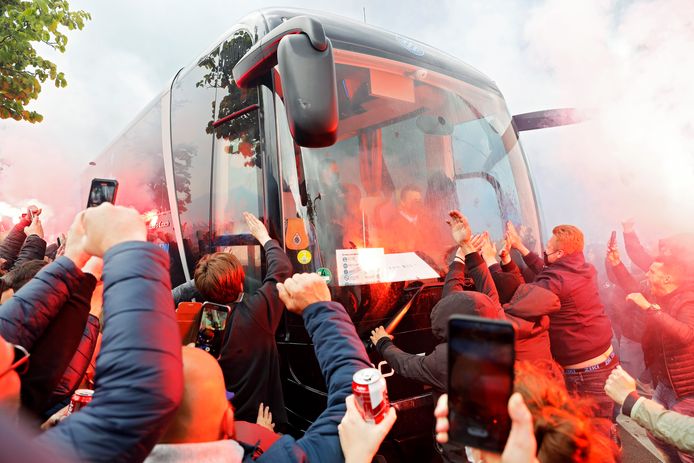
[
  {"left": 352, "top": 368, "right": 389, "bottom": 424},
  {"left": 67, "top": 389, "right": 94, "bottom": 415}
]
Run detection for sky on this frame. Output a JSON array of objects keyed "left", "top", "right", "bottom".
[{"left": 1, "top": 0, "right": 693, "bottom": 250}]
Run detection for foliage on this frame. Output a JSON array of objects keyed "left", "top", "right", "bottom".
[
  {"left": 197, "top": 30, "right": 261, "bottom": 168},
  {"left": 0, "top": 0, "right": 90, "bottom": 122}
]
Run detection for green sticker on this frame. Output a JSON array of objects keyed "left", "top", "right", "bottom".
[
  {"left": 297, "top": 249, "right": 312, "bottom": 265},
  {"left": 317, "top": 267, "right": 332, "bottom": 284}
]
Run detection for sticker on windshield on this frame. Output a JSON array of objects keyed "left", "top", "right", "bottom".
[
  {"left": 297, "top": 249, "right": 312, "bottom": 265},
  {"left": 316, "top": 267, "right": 332, "bottom": 284},
  {"left": 396, "top": 35, "right": 425, "bottom": 57}
]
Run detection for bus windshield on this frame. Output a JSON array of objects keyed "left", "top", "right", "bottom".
[{"left": 278, "top": 48, "right": 541, "bottom": 292}]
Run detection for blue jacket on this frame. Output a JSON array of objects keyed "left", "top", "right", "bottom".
[
  {"left": 0, "top": 257, "right": 85, "bottom": 348},
  {"left": 254, "top": 301, "right": 371, "bottom": 463},
  {"left": 37, "top": 242, "right": 184, "bottom": 463}
]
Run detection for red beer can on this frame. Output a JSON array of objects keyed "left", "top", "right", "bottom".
[
  {"left": 67, "top": 389, "right": 94, "bottom": 415},
  {"left": 352, "top": 368, "right": 389, "bottom": 424}
]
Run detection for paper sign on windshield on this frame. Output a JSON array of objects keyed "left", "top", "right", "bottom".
[{"left": 336, "top": 248, "right": 439, "bottom": 286}]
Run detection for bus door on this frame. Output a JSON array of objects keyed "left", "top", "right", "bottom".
[{"left": 210, "top": 29, "right": 265, "bottom": 289}]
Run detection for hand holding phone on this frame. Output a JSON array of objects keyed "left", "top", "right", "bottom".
[
  {"left": 195, "top": 302, "right": 232, "bottom": 358},
  {"left": 87, "top": 178, "right": 119, "bottom": 208},
  {"left": 448, "top": 315, "right": 515, "bottom": 452}
]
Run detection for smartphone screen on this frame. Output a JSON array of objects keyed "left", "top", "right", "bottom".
[
  {"left": 448, "top": 315, "right": 515, "bottom": 452},
  {"left": 195, "top": 302, "right": 231, "bottom": 359},
  {"left": 87, "top": 178, "right": 119, "bottom": 208},
  {"left": 609, "top": 230, "right": 617, "bottom": 248}
]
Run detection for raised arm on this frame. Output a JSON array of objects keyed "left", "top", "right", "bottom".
[
  {"left": 241, "top": 212, "right": 293, "bottom": 332},
  {"left": 442, "top": 210, "right": 474, "bottom": 297},
  {"left": 13, "top": 217, "right": 47, "bottom": 269},
  {"left": 0, "top": 216, "right": 31, "bottom": 271},
  {"left": 606, "top": 243, "right": 639, "bottom": 293},
  {"left": 622, "top": 220, "right": 654, "bottom": 272},
  {"left": 466, "top": 247, "right": 500, "bottom": 305},
  {"left": 38, "top": 204, "right": 183, "bottom": 463},
  {"left": 262, "top": 273, "right": 372, "bottom": 463}
]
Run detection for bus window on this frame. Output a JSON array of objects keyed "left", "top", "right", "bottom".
[
  {"left": 171, "top": 49, "right": 218, "bottom": 275},
  {"left": 276, "top": 49, "right": 541, "bottom": 326},
  {"left": 211, "top": 29, "right": 263, "bottom": 283},
  {"left": 86, "top": 99, "right": 185, "bottom": 286}
]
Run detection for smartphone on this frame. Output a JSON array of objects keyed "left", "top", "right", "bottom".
[
  {"left": 195, "top": 302, "right": 232, "bottom": 359},
  {"left": 609, "top": 230, "right": 617, "bottom": 249},
  {"left": 87, "top": 178, "right": 119, "bottom": 208},
  {"left": 448, "top": 315, "right": 515, "bottom": 453}
]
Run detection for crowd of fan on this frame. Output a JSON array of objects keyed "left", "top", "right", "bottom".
[{"left": 0, "top": 203, "right": 692, "bottom": 463}]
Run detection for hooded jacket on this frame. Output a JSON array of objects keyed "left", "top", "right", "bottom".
[
  {"left": 503, "top": 285, "right": 560, "bottom": 362},
  {"left": 376, "top": 253, "right": 502, "bottom": 393},
  {"left": 465, "top": 253, "right": 560, "bottom": 363},
  {"left": 523, "top": 251, "right": 613, "bottom": 366}
]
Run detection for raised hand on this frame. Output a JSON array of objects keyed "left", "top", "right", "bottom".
[
  {"left": 243, "top": 212, "right": 271, "bottom": 246},
  {"left": 606, "top": 236, "right": 621, "bottom": 267},
  {"left": 447, "top": 210, "right": 471, "bottom": 246},
  {"left": 480, "top": 232, "right": 498, "bottom": 265},
  {"left": 277, "top": 273, "right": 331, "bottom": 315},
  {"left": 24, "top": 216, "right": 44, "bottom": 239},
  {"left": 622, "top": 218, "right": 635, "bottom": 234},
  {"left": 256, "top": 403, "right": 275, "bottom": 432},
  {"left": 80, "top": 203, "right": 147, "bottom": 257},
  {"left": 500, "top": 234, "right": 512, "bottom": 265}
]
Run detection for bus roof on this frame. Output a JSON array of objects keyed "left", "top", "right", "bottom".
[{"left": 248, "top": 8, "right": 502, "bottom": 97}]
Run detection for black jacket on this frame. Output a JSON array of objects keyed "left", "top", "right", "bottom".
[
  {"left": 47, "top": 313, "right": 101, "bottom": 417},
  {"left": 218, "top": 239, "right": 293, "bottom": 424},
  {"left": 376, "top": 253, "right": 502, "bottom": 393},
  {"left": 641, "top": 284, "right": 694, "bottom": 399},
  {"left": 0, "top": 217, "right": 31, "bottom": 271},
  {"left": 20, "top": 271, "right": 96, "bottom": 417}
]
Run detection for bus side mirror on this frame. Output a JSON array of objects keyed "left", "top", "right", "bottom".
[{"left": 277, "top": 34, "right": 338, "bottom": 148}]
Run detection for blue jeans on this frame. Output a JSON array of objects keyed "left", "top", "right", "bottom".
[
  {"left": 650, "top": 382, "right": 694, "bottom": 463},
  {"left": 564, "top": 354, "right": 620, "bottom": 421},
  {"left": 618, "top": 336, "right": 646, "bottom": 380}
]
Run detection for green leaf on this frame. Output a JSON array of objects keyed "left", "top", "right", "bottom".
[{"left": 0, "top": 0, "right": 90, "bottom": 123}]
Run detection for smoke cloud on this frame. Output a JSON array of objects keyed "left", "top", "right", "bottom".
[
  {"left": 519, "top": 0, "right": 694, "bottom": 249},
  {"left": 1, "top": 0, "right": 692, "bottom": 253}
]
